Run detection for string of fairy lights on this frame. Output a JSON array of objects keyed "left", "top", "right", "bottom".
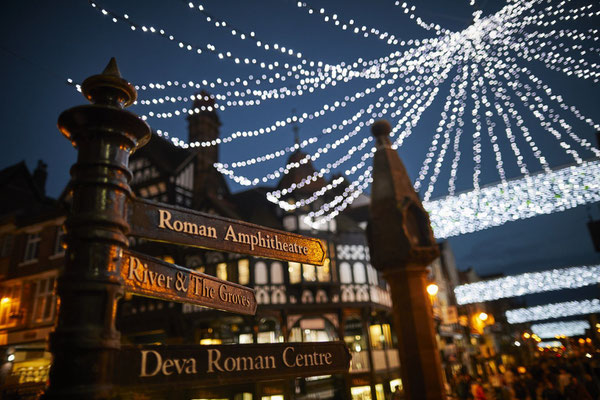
[
  {"left": 506, "top": 299, "right": 600, "bottom": 324},
  {"left": 454, "top": 265, "right": 600, "bottom": 305},
  {"left": 78, "top": 0, "right": 600, "bottom": 235},
  {"left": 531, "top": 321, "right": 591, "bottom": 339}
]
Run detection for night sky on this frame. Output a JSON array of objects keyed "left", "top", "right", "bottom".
[{"left": 1, "top": 0, "right": 599, "bottom": 305}]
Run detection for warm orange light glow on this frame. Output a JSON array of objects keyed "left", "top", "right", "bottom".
[
  {"left": 586, "top": 338, "right": 592, "bottom": 344},
  {"left": 523, "top": 332, "right": 531, "bottom": 339},
  {"left": 517, "top": 366, "right": 526, "bottom": 374},
  {"left": 478, "top": 312, "right": 489, "bottom": 322},
  {"left": 426, "top": 283, "right": 439, "bottom": 296},
  {"left": 0, "top": 297, "right": 9, "bottom": 305},
  {"left": 579, "top": 338, "right": 586, "bottom": 344}
]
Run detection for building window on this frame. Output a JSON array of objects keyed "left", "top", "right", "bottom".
[
  {"left": 238, "top": 259, "right": 250, "bottom": 285},
  {"left": 0, "top": 285, "right": 21, "bottom": 327},
  {"left": 283, "top": 215, "right": 297, "bottom": 231},
  {"left": 288, "top": 262, "right": 301, "bottom": 284},
  {"left": 317, "top": 258, "right": 331, "bottom": 282},
  {"left": 270, "top": 262, "right": 283, "bottom": 284},
  {"left": 340, "top": 262, "right": 352, "bottom": 283},
  {"left": 353, "top": 262, "right": 367, "bottom": 283},
  {"left": 369, "top": 323, "right": 393, "bottom": 350},
  {"left": 216, "top": 263, "right": 227, "bottom": 281},
  {"left": 31, "top": 277, "right": 56, "bottom": 324},
  {"left": 0, "top": 234, "right": 13, "bottom": 258},
  {"left": 302, "top": 264, "right": 316, "bottom": 282},
  {"left": 255, "top": 262, "right": 268, "bottom": 284},
  {"left": 23, "top": 232, "right": 41, "bottom": 262},
  {"left": 53, "top": 226, "right": 66, "bottom": 255}
]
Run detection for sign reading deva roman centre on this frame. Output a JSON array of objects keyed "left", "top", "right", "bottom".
[
  {"left": 122, "top": 250, "right": 257, "bottom": 315},
  {"left": 128, "top": 198, "right": 326, "bottom": 265},
  {"left": 115, "top": 342, "right": 351, "bottom": 387}
]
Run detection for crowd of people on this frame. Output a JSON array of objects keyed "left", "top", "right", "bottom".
[{"left": 451, "top": 355, "right": 600, "bottom": 400}]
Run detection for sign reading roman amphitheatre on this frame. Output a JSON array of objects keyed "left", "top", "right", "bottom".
[
  {"left": 115, "top": 342, "right": 351, "bottom": 387},
  {"left": 128, "top": 198, "right": 326, "bottom": 265}
]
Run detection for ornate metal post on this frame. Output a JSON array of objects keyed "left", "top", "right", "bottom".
[
  {"left": 45, "top": 59, "right": 150, "bottom": 398},
  {"left": 367, "top": 120, "right": 445, "bottom": 400}
]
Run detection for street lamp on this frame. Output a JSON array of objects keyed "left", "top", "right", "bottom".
[
  {"left": 426, "top": 283, "right": 439, "bottom": 296},
  {"left": 478, "top": 312, "right": 489, "bottom": 322}
]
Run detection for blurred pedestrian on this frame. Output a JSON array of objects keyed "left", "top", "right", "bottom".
[{"left": 564, "top": 376, "right": 592, "bottom": 400}]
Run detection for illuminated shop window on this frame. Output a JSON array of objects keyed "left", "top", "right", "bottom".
[
  {"left": 317, "top": 258, "right": 331, "bottom": 282},
  {"left": 288, "top": 262, "right": 301, "bottom": 284},
  {"left": 0, "top": 285, "right": 21, "bottom": 327},
  {"left": 369, "top": 324, "right": 393, "bottom": 350},
  {"left": 31, "top": 276, "right": 56, "bottom": 324},
  {"left": 302, "top": 263, "right": 316, "bottom": 282},
  {"left": 351, "top": 385, "right": 372, "bottom": 400},
  {"left": 389, "top": 379, "right": 403, "bottom": 392},
  {"left": 217, "top": 263, "right": 227, "bottom": 281},
  {"left": 238, "top": 259, "right": 250, "bottom": 285},
  {"left": 375, "top": 384, "right": 385, "bottom": 400}
]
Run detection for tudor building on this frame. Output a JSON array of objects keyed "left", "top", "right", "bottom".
[
  {"left": 119, "top": 93, "right": 401, "bottom": 400},
  {"left": 0, "top": 94, "right": 466, "bottom": 399}
]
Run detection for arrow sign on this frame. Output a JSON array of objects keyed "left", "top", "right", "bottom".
[
  {"left": 127, "top": 198, "right": 326, "bottom": 265},
  {"left": 115, "top": 342, "right": 350, "bottom": 389},
  {"left": 122, "top": 250, "right": 257, "bottom": 315}
]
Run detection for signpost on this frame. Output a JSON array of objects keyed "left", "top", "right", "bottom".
[
  {"left": 128, "top": 198, "right": 326, "bottom": 265},
  {"left": 45, "top": 59, "right": 348, "bottom": 399},
  {"left": 115, "top": 342, "right": 350, "bottom": 389},
  {"left": 122, "top": 250, "right": 257, "bottom": 315}
]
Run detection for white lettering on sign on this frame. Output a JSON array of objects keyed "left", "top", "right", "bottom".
[
  {"left": 125, "top": 256, "right": 253, "bottom": 310},
  {"left": 207, "top": 349, "right": 276, "bottom": 372},
  {"left": 282, "top": 347, "right": 333, "bottom": 368},
  {"left": 139, "top": 350, "right": 197, "bottom": 377},
  {"left": 158, "top": 209, "right": 217, "bottom": 238},
  {"left": 224, "top": 225, "right": 308, "bottom": 255},
  {"left": 128, "top": 256, "right": 174, "bottom": 289}
]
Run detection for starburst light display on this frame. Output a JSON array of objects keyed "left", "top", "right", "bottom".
[{"left": 80, "top": 0, "right": 599, "bottom": 236}]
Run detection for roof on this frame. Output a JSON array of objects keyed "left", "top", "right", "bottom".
[
  {"left": 133, "top": 133, "right": 193, "bottom": 173},
  {"left": 277, "top": 150, "right": 326, "bottom": 196}
]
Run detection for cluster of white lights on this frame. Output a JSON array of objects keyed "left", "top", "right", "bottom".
[
  {"left": 186, "top": 1, "right": 305, "bottom": 60},
  {"left": 531, "top": 321, "right": 591, "bottom": 339},
  {"left": 454, "top": 265, "right": 600, "bottom": 305},
  {"left": 296, "top": 1, "right": 402, "bottom": 45},
  {"left": 84, "top": 0, "right": 600, "bottom": 231},
  {"left": 425, "top": 159, "right": 600, "bottom": 239},
  {"left": 537, "top": 341, "right": 563, "bottom": 348},
  {"left": 506, "top": 299, "right": 600, "bottom": 324}
]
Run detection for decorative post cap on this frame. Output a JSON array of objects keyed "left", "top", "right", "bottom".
[
  {"left": 371, "top": 119, "right": 392, "bottom": 146},
  {"left": 80, "top": 58, "right": 137, "bottom": 108}
]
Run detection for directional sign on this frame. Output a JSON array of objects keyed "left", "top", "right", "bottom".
[
  {"left": 122, "top": 250, "right": 257, "bottom": 315},
  {"left": 127, "top": 198, "right": 326, "bottom": 265},
  {"left": 115, "top": 342, "right": 350, "bottom": 389}
]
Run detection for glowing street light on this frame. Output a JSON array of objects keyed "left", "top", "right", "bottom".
[
  {"left": 478, "top": 312, "right": 489, "bottom": 322},
  {"left": 426, "top": 283, "right": 439, "bottom": 296}
]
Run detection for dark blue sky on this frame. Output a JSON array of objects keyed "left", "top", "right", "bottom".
[{"left": 1, "top": 0, "right": 599, "bottom": 295}]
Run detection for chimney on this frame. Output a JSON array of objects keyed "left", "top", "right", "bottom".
[{"left": 33, "top": 160, "right": 48, "bottom": 195}]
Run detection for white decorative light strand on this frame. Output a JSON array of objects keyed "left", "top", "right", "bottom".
[
  {"left": 506, "top": 299, "right": 600, "bottom": 324},
  {"left": 531, "top": 321, "right": 591, "bottom": 339},
  {"left": 454, "top": 265, "right": 600, "bottom": 305},
  {"left": 426, "top": 159, "right": 600, "bottom": 239}
]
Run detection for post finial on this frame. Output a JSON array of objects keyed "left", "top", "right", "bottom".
[
  {"left": 81, "top": 57, "right": 137, "bottom": 108},
  {"left": 371, "top": 119, "right": 392, "bottom": 146},
  {"left": 371, "top": 119, "right": 392, "bottom": 138}
]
